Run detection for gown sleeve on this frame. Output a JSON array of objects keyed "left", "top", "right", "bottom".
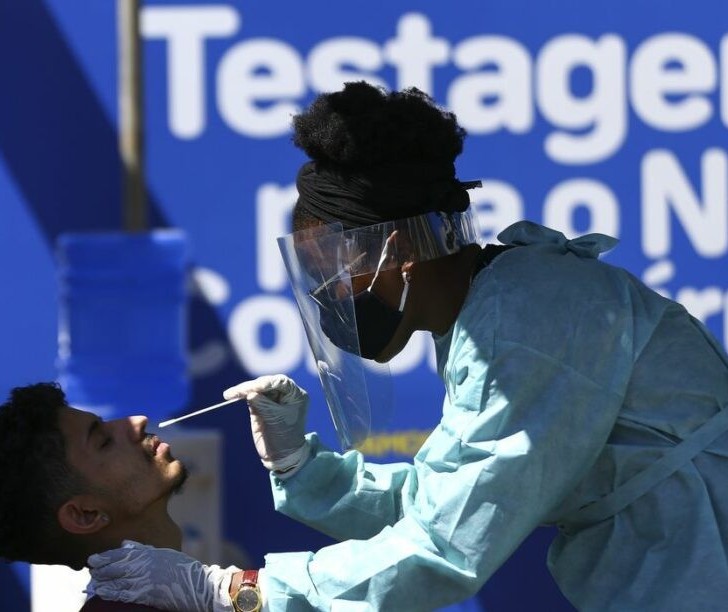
[{"left": 269, "top": 432, "right": 420, "bottom": 541}]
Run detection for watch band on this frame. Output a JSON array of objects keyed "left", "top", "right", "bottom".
[
  {"left": 242, "top": 569, "right": 259, "bottom": 586},
  {"left": 232, "top": 569, "right": 262, "bottom": 612}
]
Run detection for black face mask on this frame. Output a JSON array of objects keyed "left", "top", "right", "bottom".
[
  {"left": 351, "top": 289, "right": 404, "bottom": 359},
  {"left": 316, "top": 287, "right": 404, "bottom": 360}
]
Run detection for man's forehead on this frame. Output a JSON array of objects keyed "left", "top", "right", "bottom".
[{"left": 59, "top": 405, "right": 95, "bottom": 425}]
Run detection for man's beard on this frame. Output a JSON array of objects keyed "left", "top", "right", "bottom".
[{"left": 171, "top": 461, "right": 189, "bottom": 496}]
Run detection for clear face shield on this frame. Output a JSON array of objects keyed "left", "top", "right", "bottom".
[{"left": 277, "top": 209, "right": 480, "bottom": 449}]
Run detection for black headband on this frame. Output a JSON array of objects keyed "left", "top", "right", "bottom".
[{"left": 295, "top": 161, "right": 478, "bottom": 229}]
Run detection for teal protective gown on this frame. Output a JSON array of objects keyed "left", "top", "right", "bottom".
[{"left": 261, "top": 221, "right": 728, "bottom": 611}]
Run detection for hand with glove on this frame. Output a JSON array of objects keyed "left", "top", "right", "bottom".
[
  {"left": 224, "top": 374, "right": 311, "bottom": 479},
  {"left": 87, "top": 540, "right": 240, "bottom": 612}
]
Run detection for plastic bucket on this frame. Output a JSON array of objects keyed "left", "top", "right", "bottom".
[{"left": 56, "top": 229, "right": 189, "bottom": 421}]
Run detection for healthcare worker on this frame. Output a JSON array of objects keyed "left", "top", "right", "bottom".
[{"left": 88, "top": 82, "right": 728, "bottom": 611}]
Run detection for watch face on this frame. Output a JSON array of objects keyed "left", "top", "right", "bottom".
[{"left": 235, "top": 586, "right": 261, "bottom": 612}]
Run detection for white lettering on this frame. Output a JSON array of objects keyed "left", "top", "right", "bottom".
[
  {"left": 228, "top": 295, "right": 304, "bottom": 375},
  {"left": 384, "top": 13, "right": 449, "bottom": 93},
  {"left": 538, "top": 35, "right": 627, "bottom": 164},
  {"left": 142, "top": 7, "right": 728, "bottom": 156},
  {"left": 470, "top": 181, "right": 524, "bottom": 241},
  {"left": 543, "top": 179, "right": 620, "bottom": 237},
  {"left": 725, "top": 292, "right": 728, "bottom": 350},
  {"left": 631, "top": 34, "right": 716, "bottom": 131},
  {"left": 677, "top": 286, "right": 725, "bottom": 325},
  {"left": 308, "top": 38, "right": 386, "bottom": 93},
  {"left": 722, "top": 35, "right": 728, "bottom": 129},
  {"left": 641, "top": 259, "right": 675, "bottom": 299},
  {"left": 188, "top": 267, "right": 231, "bottom": 377},
  {"left": 450, "top": 37, "right": 533, "bottom": 134},
  {"left": 642, "top": 149, "right": 728, "bottom": 258},
  {"left": 218, "top": 40, "right": 305, "bottom": 137},
  {"left": 640, "top": 262, "right": 727, "bottom": 349},
  {"left": 191, "top": 266, "right": 230, "bottom": 305},
  {"left": 255, "top": 183, "right": 298, "bottom": 291},
  {"left": 141, "top": 5, "right": 239, "bottom": 138}
]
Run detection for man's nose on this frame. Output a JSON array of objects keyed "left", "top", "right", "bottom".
[{"left": 128, "top": 415, "right": 149, "bottom": 439}]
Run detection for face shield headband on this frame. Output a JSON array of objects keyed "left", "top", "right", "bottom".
[{"left": 277, "top": 209, "right": 481, "bottom": 449}]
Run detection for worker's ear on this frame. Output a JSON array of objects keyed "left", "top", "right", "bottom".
[{"left": 57, "top": 497, "right": 110, "bottom": 535}]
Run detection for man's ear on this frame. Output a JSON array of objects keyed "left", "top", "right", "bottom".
[{"left": 57, "top": 497, "right": 110, "bottom": 535}]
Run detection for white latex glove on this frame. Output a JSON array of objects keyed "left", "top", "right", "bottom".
[
  {"left": 224, "top": 374, "right": 310, "bottom": 478},
  {"left": 87, "top": 540, "right": 238, "bottom": 612}
]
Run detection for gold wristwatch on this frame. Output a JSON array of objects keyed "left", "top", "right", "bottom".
[{"left": 231, "top": 569, "right": 262, "bottom": 612}]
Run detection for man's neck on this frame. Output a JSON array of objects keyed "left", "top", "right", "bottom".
[
  {"left": 95, "top": 511, "right": 183, "bottom": 555},
  {"left": 125, "top": 512, "right": 183, "bottom": 550}
]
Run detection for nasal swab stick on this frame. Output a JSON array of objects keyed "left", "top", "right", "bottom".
[{"left": 158, "top": 397, "right": 245, "bottom": 428}]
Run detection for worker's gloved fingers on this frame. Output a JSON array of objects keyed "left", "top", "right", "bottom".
[
  {"left": 250, "top": 409, "right": 307, "bottom": 463},
  {"left": 273, "top": 375, "right": 308, "bottom": 404},
  {"left": 87, "top": 540, "right": 154, "bottom": 578},
  {"left": 223, "top": 379, "right": 266, "bottom": 401},
  {"left": 247, "top": 391, "right": 308, "bottom": 426},
  {"left": 224, "top": 375, "right": 309, "bottom": 474},
  {"left": 223, "top": 374, "right": 308, "bottom": 406}
]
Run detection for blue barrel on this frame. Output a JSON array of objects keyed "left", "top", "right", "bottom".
[{"left": 56, "top": 230, "right": 189, "bottom": 421}]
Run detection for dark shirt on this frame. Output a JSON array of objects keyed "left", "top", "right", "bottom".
[{"left": 80, "top": 596, "right": 166, "bottom": 611}]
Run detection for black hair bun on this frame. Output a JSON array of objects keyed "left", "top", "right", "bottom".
[{"left": 292, "top": 81, "right": 466, "bottom": 170}]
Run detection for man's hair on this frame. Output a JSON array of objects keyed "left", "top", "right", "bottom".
[{"left": 0, "top": 382, "right": 88, "bottom": 566}]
